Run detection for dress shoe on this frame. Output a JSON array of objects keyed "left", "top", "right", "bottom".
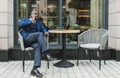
[
  {"left": 46, "top": 53, "right": 56, "bottom": 61},
  {"left": 31, "top": 69, "right": 43, "bottom": 77}
]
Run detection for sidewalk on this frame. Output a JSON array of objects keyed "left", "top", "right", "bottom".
[{"left": 0, "top": 60, "right": 120, "bottom": 78}]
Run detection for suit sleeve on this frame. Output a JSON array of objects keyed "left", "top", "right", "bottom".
[
  {"left": 38, "top": 21, "right": 47, "bottom": 33},
  {"left": 19, "top": 18, "right": 32, "bottom": 28}
]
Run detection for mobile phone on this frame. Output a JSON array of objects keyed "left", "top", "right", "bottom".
[{"left": 35, "top": 16, "right": 37, "bottom": 20}]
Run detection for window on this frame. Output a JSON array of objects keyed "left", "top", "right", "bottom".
[{"left": 15, "top": 0, "right": 108, "bottom": 49}]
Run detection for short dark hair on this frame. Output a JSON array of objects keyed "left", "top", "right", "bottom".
[{"left": 66, "top": 11, "right": 69, "bottom": 14}]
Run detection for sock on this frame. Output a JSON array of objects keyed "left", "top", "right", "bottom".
[
  {"left": 33, "top": 66, "right": 39, "bottom": 69},
  {"left": 43, "top": 50, "right": 49, "bottom": 56}
]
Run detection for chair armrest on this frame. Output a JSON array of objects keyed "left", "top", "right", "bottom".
[
  {"left": 78, "top": 31, "right": 89, "bottom": 47},
  {"left": 100, "top": 31, "right": 108, "bottom": 50}
]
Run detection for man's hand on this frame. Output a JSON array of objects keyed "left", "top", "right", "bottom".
[
  {"left": 31, "top": 15, "right": 36, "bottom": 24},
  {"left": 44, "top": 32, "right": 49, "bottom": 36}
]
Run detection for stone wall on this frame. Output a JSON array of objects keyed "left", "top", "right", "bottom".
[
  {"left": 108, "top": 0, "right": 120, "bottom": 50},
  {"left": 0, "top": 0, "right": 14, "bottom": 50},
  {"left": 0, "top": 0, "right": 14, "bottom": 60}
]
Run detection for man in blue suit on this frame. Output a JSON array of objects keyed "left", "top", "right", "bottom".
[{"left": 19, "top": 10, "right": 55, "bottom": 77}]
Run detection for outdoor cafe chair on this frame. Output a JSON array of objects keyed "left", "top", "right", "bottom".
[
  {"left": 77, "top": 29, "right": 108, "bottom": 70},
  {"left": 18, "top": 31, "right": 49, "bottom": 72}
]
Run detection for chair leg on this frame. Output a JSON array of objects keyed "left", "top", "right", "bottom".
[
  {"left": 77, "top": 47, "right": 80, "bottom": 66},
  {"left": 23, "top": 51, "right": 25, "bottom": 72},
  {"left": 85, "top": 49, "right": 88, "bottom": 60},
  {"left": 103, "top": 51, "right": 106, "bottom": 64},
  {"left": 88, "top": 50, "right": 91, "bottom": 62},
  {"left": 97, "top": 50, "right": 101, "bottom": 70},
  {"left": 28, "top": 51, "right": 31, "bottom": 59},
  {"left": 47, "top": 60, "right": 49, "bottom": 69},
  {"left": 99, "top": 56, "right": 101, "bottom": 70}
]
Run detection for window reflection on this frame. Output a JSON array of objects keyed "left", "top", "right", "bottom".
[{"left": 18, "top": 0, "right": 106, "bottom": 49}]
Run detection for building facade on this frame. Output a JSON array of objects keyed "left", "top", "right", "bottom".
[
  {"left": 0, "top": 0, "right": 14, "bottom": 60},
  {"left": 0, "top": 0, "right": 119, "bottom": 61},
  {"left": 108, "top": 0, "right": 120, "bottom": 60}
]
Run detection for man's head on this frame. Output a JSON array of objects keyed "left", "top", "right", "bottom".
[
  {"left": 31, "top": 9, "right": 38, "bottom": 19},
  {"left": 66, "top": 11, "right": 69, "bottom": 15}
]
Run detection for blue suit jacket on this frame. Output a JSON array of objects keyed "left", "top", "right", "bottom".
[{"left": 19, "top": 18, "right": 47, "bottom": 39}]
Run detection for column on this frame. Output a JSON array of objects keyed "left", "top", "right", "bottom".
[
  {"left": 108, "top": 0, "right": 120, "bottom": 60},
  {"left": 0, "top": 0, "right": 14, "bottom": 60},
  {"left": 90, "top": 0, "right": 99, "bottom": 28}
]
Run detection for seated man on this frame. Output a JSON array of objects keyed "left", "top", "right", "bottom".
[{"left": 19, "top": 9, "right": 55, "bottom": 77}]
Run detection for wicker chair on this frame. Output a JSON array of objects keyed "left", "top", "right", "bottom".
[
  {"left": 18, "top": 31, "right": 49, "bottom": 72},
  {"left": 77, "top": 29, "right": 108, "bottom": 70}
]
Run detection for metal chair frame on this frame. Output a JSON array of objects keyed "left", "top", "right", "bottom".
[
  {"left": 18, "top": 31, "right": 49, "bottom": 72},
  {"left": 77, "top": 29, "right": 108, "bottom": 70}
]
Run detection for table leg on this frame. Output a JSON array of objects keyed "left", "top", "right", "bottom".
[{"left": 54, "top": 34, "right": 74, "bottom": 68}]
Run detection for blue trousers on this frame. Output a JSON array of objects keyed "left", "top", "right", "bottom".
[{"left": 25, "top": 32, "right": 48, "bottom": 67}]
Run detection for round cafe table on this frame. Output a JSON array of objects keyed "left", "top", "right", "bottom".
[{"left": 48, "top": 29, "right": 80, "bottom": 68}]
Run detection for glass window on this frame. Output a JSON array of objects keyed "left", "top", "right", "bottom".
[{"left": 15, "top": 0, "right": 108, "bottom": 49}]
